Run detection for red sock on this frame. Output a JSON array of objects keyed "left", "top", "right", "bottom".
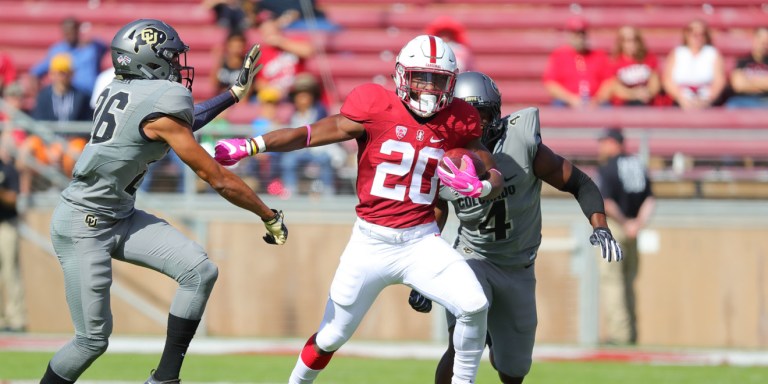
[{"left": 300, "top": 333, "right": 335, "bottom": 370}]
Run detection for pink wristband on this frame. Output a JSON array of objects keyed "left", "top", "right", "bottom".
[{"left": 306, "top": 124, "right": 312, "bottom": 147}]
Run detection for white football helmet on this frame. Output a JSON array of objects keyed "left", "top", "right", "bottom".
[{"left": 394, "top": 35, "right": 458, "bottom": 118}]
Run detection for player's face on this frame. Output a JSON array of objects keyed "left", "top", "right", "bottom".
[{"left": 476, "top": 106, "right": 494, "bottom": 130}]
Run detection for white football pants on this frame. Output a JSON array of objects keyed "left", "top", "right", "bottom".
[{"left": 313, "top": 217, "right": 488, "bottom": 384}]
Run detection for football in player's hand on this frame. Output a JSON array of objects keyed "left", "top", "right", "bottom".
[{"left": 440, "top": 148, "right": 486, "bottom": 176}]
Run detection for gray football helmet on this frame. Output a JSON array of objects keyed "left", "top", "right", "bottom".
[
  {"left": 453, "top": 71, "right": 503, "bottom": 147},
  {"left": 111, "top": 19, "right": 194, "bottom": 89}
]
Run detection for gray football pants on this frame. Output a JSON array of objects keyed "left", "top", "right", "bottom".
[{"left": 47, "top": 202, "right": 217, "bottom": 381}]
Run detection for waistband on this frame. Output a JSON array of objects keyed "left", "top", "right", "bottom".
[{"left": 355, "top": 217, "right": 439, "bottom": 244}]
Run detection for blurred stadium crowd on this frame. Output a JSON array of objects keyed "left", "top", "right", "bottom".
[{"left": 0, "top": 0, "right": 766, "bottom": 199}]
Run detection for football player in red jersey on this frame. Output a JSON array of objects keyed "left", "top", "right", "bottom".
[{"left": 214, "top": 35, "right": 503, "bottom": 384}]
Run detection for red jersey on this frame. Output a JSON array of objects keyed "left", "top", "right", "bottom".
[
  {"left": 542, "top": 45, "right": 612, "bottom": 98},
  {"left": 610, "top": 53, "right": 659, "bottom": 106},
  {"left": 341, "top": 83, "right": 481, "bottom": 228}
]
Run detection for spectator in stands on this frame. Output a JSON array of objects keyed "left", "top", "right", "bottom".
[
  {"left": 29, "top": 17, "right": 107, "bottom": 98},
  {"left": 27, "top": 53, "right": 90, "bottom": 183},
  {"left": 543, "top": 16, "right": 612, "bottom": 108},
  {"left": 0, "top": 152, "right": 24, "bottom": 334},
  {"left": 600, "top": 25, "right": 662, "bottom": 106},
  {"left": 211, "top": 32, "right": 252, "bottom": 97},
  {"left": 726, "top": 27, "right": 768, "bottom": 109},
  {"left": 426, "top": 16, "right": 474, "bottom": 72},
  {"left": 596, "top": 127, "right": 655, "bottom": 346},
  {"left": 253, "top": 10, "right": 314, "bottom": 102},
  {"left": 279, "top": 73, "right": 339, "bottom": 197},
  {"left": 0, "top": 53, "right": 17, "bottom": 96},
  {"left": 256, "top": 0, "right": 340, "bottom": 31},
  {"left": 1, "top": 83, "right": 33, "bottom": 195},
  {"left": 202, "top": 0, "right": 253, "bottom": 34},
  {"left": 661, "top": 19, "right": 726, "bottom": 110},
  {"left": 32, "top": 53, "right": 93, "bottom": 123}
]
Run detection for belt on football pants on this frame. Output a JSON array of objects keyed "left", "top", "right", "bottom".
[{"left": 355, "top": 217, "right": 438, "bottom": 244}]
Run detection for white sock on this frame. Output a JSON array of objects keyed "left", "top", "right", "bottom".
[{"left": 288, "top": 355, "right": 322, "bottom": 384}]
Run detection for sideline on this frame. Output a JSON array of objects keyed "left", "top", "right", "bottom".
[{"left": 2, "top": 333, "right": 768, "bottom": 366}]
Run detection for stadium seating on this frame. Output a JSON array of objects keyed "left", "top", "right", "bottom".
[{"left": 1, "top": 0, "right": 765, "bottom": 197}]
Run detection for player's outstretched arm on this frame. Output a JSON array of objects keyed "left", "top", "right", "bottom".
[
  {"left": 191, "top": 44, "right": 263, "bottom": 132},
  {"left": 213, "top": 114, "right": 364, "bottom": 166},
  {"left": 145, "top": 116, "right": 288, "bottom": 245},
  {"left": 534, "top": 142, "right": 621, "bottom": 261}
]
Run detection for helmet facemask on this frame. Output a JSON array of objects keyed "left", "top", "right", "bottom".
[
  {"left": 396, "top": 65, "right": 456, "bottom": 118},
  {"left": 394, "top": 35, "right": 458, "bottom": 118}
]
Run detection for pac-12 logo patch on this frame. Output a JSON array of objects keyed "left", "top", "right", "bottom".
[
  {"left": 395, "top": 126, "right": 408, "bottom": 140},
  {"left": 85, "top": 214, "right": 98, "bottom": 228},
  {"left": 416, "top": 130, "right": 425, "bottom": 142},
  {"left": 135, "top": 27, "right": 167, "bottom": 52}
]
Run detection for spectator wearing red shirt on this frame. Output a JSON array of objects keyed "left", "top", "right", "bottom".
[
  {"left": 254, "top": 10, "right": 314, "bottom": 102},
  {"left": 600, "top": 26, "right": 662, "bottom": 106},
  {"left": 543, "top": 16, "right": 612, "bottom": 108},
  {"left": 0, "top": 53, "right": 16, "bottom": 96}
]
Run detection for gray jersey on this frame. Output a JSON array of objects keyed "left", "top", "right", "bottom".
[
  {"left": 440, "top": 107, "right": 543, "bottom": 267},
  {"left": 61, "top": 79, "right": 193, "bottom": 218}
]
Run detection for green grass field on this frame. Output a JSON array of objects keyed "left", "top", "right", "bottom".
[{"left": 1, "top": 351, "right": 766, "bottom": 383}]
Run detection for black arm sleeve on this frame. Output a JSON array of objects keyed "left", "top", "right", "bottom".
[
  {"left": 559, "top": 166, "right": 605, "bottom": 219},
  {"left": 192, "top": 91, "right": 236, "bottom": 132}
]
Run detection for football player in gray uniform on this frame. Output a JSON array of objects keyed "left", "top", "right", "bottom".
[
  {"left": 408, "top": 71, "right": 622, "bottom": 384},
  {"left": 40, "top": 19, "right": 288, "bottom": 384}
]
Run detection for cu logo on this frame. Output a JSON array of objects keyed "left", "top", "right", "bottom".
[
  {"left": 85, "top": 214, "right": 98, "bottom": 228},
  {"left": 140, "top": 29, "right": 158, "bottom": 45}
]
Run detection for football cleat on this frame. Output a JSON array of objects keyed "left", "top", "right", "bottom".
[{"left": 144, "top": 370, "right": 181, "bottom": 384}]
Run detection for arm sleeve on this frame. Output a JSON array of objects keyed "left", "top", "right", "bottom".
[
  {"left": 561, "top": 166, "right": 605, "bottom": 219},
  {"left": 191, "top": 91, "right": 235, "bottom": 132}
]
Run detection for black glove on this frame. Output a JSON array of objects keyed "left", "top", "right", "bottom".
[
  {"left": 263, "top": 209, "right": 288, "bottom": 245},
  {"left": 408, "top": 289, "right": 432, "bottom": 313},
  {"left": 590, "top": 227, "right": 623, "bottom": 262}
]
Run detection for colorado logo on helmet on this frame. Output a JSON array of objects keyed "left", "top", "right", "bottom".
[{"left": 135, "top": 27, "right": 167, "bottom": 51}]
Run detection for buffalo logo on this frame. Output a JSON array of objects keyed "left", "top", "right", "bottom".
[
  {"left": 85, "top": 214, "right": 98, "bottom": 228},
  {"left": 395, "top": 126, "right": 408, "bottom": 140},
  {"left": 116, "top": 55, "right": 131, "bottom": 66},
  {"left": 135, "top": 27, "right": 167, "bottom": 52}
]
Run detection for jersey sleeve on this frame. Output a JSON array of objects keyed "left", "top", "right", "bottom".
[
  {"left": 512, "top": 107, "right": 542, "bottom": 159},
  {"left": 340, "top": 83, "right": 390, "bottom": 123},
  {"left": 154, "top": 83, "right": 194, "bottom": 126}
]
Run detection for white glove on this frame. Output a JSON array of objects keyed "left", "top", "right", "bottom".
[{"left": 230, "top": 44, "right": 263, "bottom": 102}]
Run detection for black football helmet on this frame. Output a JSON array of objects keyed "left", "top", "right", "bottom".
[
  {"left": 453, "top": 71, "right": 503, "bottom": 148},
  {"left": 110, "top": 19, "right": 194, "bottom": 90}
]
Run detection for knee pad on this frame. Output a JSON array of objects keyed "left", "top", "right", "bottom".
[
  {"left": 179, "top": 259, "right": 219, "bottom": 293},
  {"left": 455, "top": 291, "right": 489, "bottom": 318},
  {"left": 74, "top": 334, "right": 109, "bottom": 358}
]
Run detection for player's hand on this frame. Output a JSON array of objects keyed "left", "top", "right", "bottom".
[
  {"left": 437, "top": 155, "right": 484, "bottom": 198},
  {"left": 230, "top": 44, "right": 263, "bottom": 102},
  {"left": 408, "top": 289, "right": 432, "bottom": 313},
  {"left": 590, "top": 227, "right": 623, "bottom": 262},
  {"left": 263, "top": 209, "right": 288, "bottom": 245},
  {"left": 214, "top": 138, "right": 255, "bottom": 166}
]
